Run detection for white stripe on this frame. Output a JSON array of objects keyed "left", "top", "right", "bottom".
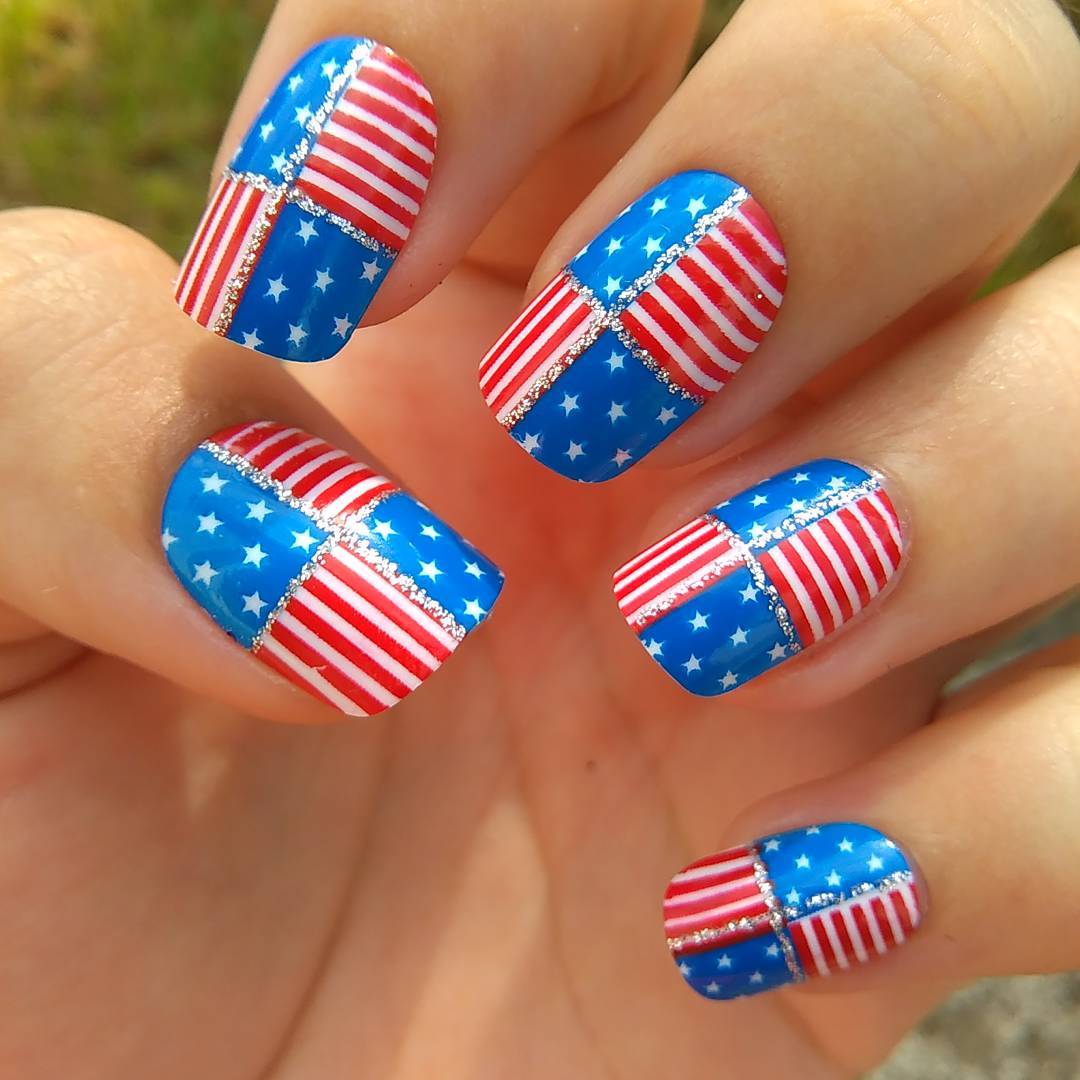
[
  {"left": 806, "top": 518, "right": 865, "bottom": 614},
  {"left": 767, "top": 546, "right": 827, "bottom": 642},
  {"left": 614, "top": 521, "right": 718, "bottom": 596},
  {"left": 188, "top": 182, "right": 254, "bottom": 322},
  {"left": 898, "top": 882, "right": 920, "bottom": 926},
  {"left": 663, "top": 893, "right": 767, "bottom": 932},
  {"left": 335, "top": 97, "right": 435, "bottom": 162},
  {"left": 839, "top": 904, "right": 870, "bottom": 964},
  {"left": 734, "top": 208, "right": 785, "bottom": 266},
  {"left": 711, "top": 229, "right": 785, "bottom": 307},
  {"left": 480, "top": 276, "right": 566, "bottom": 385},
  {"left": 686, "top": 242, "right": 773, "bottom": 331},
  {"left": 297, "top": 168, "right": 410, "bottom": 240},
  {"left": 881, "top": 892, "right": 906, "bottom": 945},
  {"left": 220, "top": 420, "right": 274, "bottom": 450},
  {"left": 669, "top": 854, "right": 756, "bottom": 885},
  {"left": 617, "top": 531, "right": 731, "bottom": 612},
  {"left": 664, "top": 265, "right": 759, "bottom": 353},
  {"left": 664, "top": 877, "right": 758, "bottom": 908},
  {"left": 820, "top": 913, "right": 851, "bottom": 970},
  {"left": 364, "top": 56, "right": 431, "bottom": 101},
  {"left": 320, "top": 472, "right": 389, "bottom": 517},
  {"left": 334, "top": 546, "right": 457, "bottom": 650},
  {"left": 177, "top": 178, "right": 234, "bottom": 308},
  {"left": 240, "top": 425, "right": 302, "bottom": 462},
  {"left": 303, "top": 462, "right": 368, "bottom": 504},
  {"left": 204, "top": 187, "right": 268, "bottom": 327},
  {"left": 868, "top": 491, "right": 903, "bottom": 550},
  {"left": 274, "top": 611, "right": 400, "bottom": 708},
  {"left": 261, "top": 436, "right": 323, "bottom": 478},
  {"left": 799, "top": 920, "right": 832, "bottom": 978},
  {"left": 829, "top": 513, "right": 883, "bottom": 598},
  {"left": 292, "top": 587, "right": 422, "bottom": 691},
  {"left": 624, "top": 554, "right": 744, "bottom": 628},
  {"left": 258, "top": 634, "right": 366, "bottom": 716},
  {"left": 349, "top": 78, "right": 436, "bottom": 136},
  {"left": 848, "top": 502, "right": 897, "bottom": 575},
  {"left": 321, "top": 119, "right": 429, "bottom": 188},
  {"left": 615, "top": 519, "right": 706, "bottom": 581},
  {"left": 786, "top": 532, "right": 845, "bottom": 630},
  {"left": 308, "top": 144, "right": 420, "bottom": 213},
  {"left": 314, "top": 564, "right": 441, "bottom": 669},
  {"left": 861, "top": 896, "right": 889, "bottom": 956},
  {"left": 279, "top": 449, "right": 348, "bottom": 489},
  {"left": 623, "top": 303, "right": 726, "bottom": 392}
]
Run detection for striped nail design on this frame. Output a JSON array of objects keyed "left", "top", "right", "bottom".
[
  {"left": 161, "top": 422, "right": 501, "bottom": 715},
  {"left": 479, "top": 171, "right": 785, "bottom": 482},
  {"left": 666, "top": 823, "right": 922, "bottom": 1000},
  {"left": 176, "top": 37, "right": 435, "bottom": 362},
  {"left": 614, "top": 460, "right": 904, "bottom": 695}
]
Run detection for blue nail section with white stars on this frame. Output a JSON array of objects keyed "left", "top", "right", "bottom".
[
  {"left": 614, "top": 459, "right": 905, "bottom": 695},
  {"left": 175, "top": 37, "right": 436, "bottom": 362},
  {"left": 478, "top": 171, "right": 786, "bottom": 481},
  {"left": 664, "top": 823, "right": 922, "bottom": 1000},
  {"left": 161, "top": 421, "right": 501, "bottom": 717}
]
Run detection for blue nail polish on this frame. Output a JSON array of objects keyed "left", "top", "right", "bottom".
[
  {"left": 175, "top": 37, "right": 436, "bottom": 362},
  {"left": 479, "top": 171, "right": 786, "bottom": 481},
  {"left": 161, "top": 421, "right": 502, "bottom": 716},
  {"left": 665, "top": 823, "right": 922, "bottom": 1000},
  {"left": 615, "top": 460, "right": 905, "bottom": 695}
]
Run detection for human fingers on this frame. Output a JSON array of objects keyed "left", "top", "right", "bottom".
[
  {"left": 174, "top": 0, "right": 702, "bottom": 362},
  {"left": 0, "top": 209, "right": 503, "bottom": 723},
  {"left": 610, "top": 243, "right": 1080, "bottom": 704},
  {"left": 478, "top": 0, "right": 1080, "bottom": 481}
]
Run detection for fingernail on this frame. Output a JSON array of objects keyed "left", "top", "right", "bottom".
[
  {"left": 614, "top": 460, "right": 904, "bottom": 694},
  {"left": 479, "top": 171, "right": 785, "bottom": 482},
  {"left": 161, "top": 421, "right": 501, "bottom": 715},
  {"left": 175, "top": 37, "right": 436, "bottom": 362},
  {"left": 665, "top": 823, "right": 922, "bottom": 1000}
]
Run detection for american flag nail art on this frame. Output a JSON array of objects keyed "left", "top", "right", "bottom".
[
  {"left": 613, "top": 459, "right": 904, "bottom": 695},
  {"left": 665, "top": 823, "right": 922, "bottom": 1000},
  {"left": 479, "top": 171, "right": 785, "bottom": 482},
  {"left": 161, "top": 422, "right": 501, "bottom": 716},
  {"left": 175, "top": 37, "right": 435, "bottom": 363}
]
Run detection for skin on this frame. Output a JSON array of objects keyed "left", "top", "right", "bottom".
[{"left": 0, "top": 1, "right": 1079, "bottom": 1077}]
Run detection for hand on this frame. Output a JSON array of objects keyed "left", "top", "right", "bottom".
[{"left": 2, "top": 1, "right": 1079, "bottom": 1077}]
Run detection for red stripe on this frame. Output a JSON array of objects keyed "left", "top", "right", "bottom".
[
  {"left": 738, "top": 197, "right": 785, "bottom": 262},
  {"left": 316, "top": 131, "right": 425, "bottom": 203},
  {"left": 352, "top": 65, "right": 437, "bottom": 122},
  {"left": 619, "top": 530, "right": 731, "bottom": 620},
  {"left": 342, "top": 86, "right": 436, "bottom": 152},
  {"left": 758, "top": 548, "right": 815, "bottom": 646},
  {"left": 293, "top": 176, "right": 404, "bottom": 250},
  {"left": 176, "top": 177, "right": 232, "bottom": 305},
  {"left": 829, "top": 909, "right": 857, "bottom": 967},
  {"left": 837, "top": 505, "right": 888, "bottom": 587},
  {"left": 209, "top": 421, "right": 277, "bottom": 451},
  {"left": 895, "top": 887, "right": 919, "bottom": 934},
  {"left": 654, "top": 272, "right": 754, "bottom": 361},
  {"left": 719, "top": 215, "right": 788, "bottom": 295},
  {"left": 782, "top": 536, "right": 839, "bottom": 638},
  {"left": 194, "top": 184, "right": 262, "bottom": 326},
  {"left": 182, "top": 179, "right": 244, "bottom": 320},
  {"left": 327, "top": 107, "right": 432, "bottom": 178},
  {"left": 674, "top": 846, "right": 756, "bottom": 876},
  {"left": 303, "top": 153, "right": 413, "bottom": 229},
  {"left": 303, "top": 574, "right": 434, "bottom": 681},
  {"left": 694, "top": 233, "right": 780, "bottom": 320},
  {"left": 367, "top": 45, "right": 435, "bottom": 112},
  {"left": 266, "top": 620, "right": 389, "bottom": 715},
  {"left": 247, "top": 429, "right": 309, "bottom": 470},
  {"left": 267, "top": 440, "right": 336, "bottom": 484},
  {"left": 322, "top": 551, "right": 452, "bottom": 662},
  {"left": 870, "top": 896, "right": 897, "bottom": 949},
  {"left": 850, "top": 901, "right": 875, "bottom": 958},
  {"left": 286, "top": 454, "right": 351, "bottom": 497},
  {"left": 818, "top": 516, "right": 873, "bottom": 608},
  {"left": 789, "top": 921, "right": 816, "bottom": 974},
  {"left": 479, "top": 275, "right": 566, "bottom": 386},
  {"left": 857, "top": 493, "right": 902, "bottom": 568},
  {"left": 309, "top": 471, "right": 395, "bottom": 514},
  {"left": 799, "top": 528, "right": 854, "bottom": 627},
  {"left": 675, "top": 250, "right": 769, "bottom": 347},
  {"left": 253, "top": 641, "right": 344, "bottom": 712},
  {"left": 663, "top": 879, "right": 764, "bottom": 919}
]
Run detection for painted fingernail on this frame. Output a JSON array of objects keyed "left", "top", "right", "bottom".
[
  {"left": 175, "top": 37, "right": 436, "bottom": 362},
  {"left": 614, "top": 460, "right": 904, "bottom": 694},
  {"left": 665, "top": 823, "right": 922, "bottom": 1000},
  {"left": 161, "top": 422, "right": 501, "bottom": 715},
  {"left": 479, "top": 171, "right": 785, "bottom": 482}
]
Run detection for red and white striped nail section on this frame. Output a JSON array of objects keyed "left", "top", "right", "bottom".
[
  {"left": 665, "top": 823, "right": 923, "bottom": 1000},
  {"left": 161, "top": 421, "right": 503, "bottom": 716}
]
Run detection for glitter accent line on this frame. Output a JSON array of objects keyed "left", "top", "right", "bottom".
[
  {"left": 609, "top": 320, "right": 707, "bottom": 404},
  {"left": 753, "top": 850, "right": 804, "bottom": 983},
  {"left": 708, "top": 517, "right": 802, "bottom": 655},
  {"left": 611, "top": 185, "right": 749, "bottom": 314},
  {"left": 285, "top": 189, "right": 396, "bottom": 258},
  {"left": 250, "top": 534, "right": 337, "bottom": 651},
  {"left": 665, "top": 914, "right": 774, "bottom": 955},
  {"left": 629, "top": 543, "right": 746, "bottom": 630},
  {"left": 796, "top": 869, "right": 916, "bottom": 919},
  {"left": 199, "top": 440, "right": 468, "bottom": 643}
]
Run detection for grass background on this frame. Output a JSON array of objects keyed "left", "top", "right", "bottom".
[{"left": 0, "top": 0, "right": 1078, "bottom": 1075}]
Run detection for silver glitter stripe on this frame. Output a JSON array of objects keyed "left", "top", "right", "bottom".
[
  {"left": 752, "top": 849, "right": 804, "bottom": 983},
  {"left": 665, "top": 913, "right": 774, "bottom": 956},
  {"left": 796, "top": 869, "right": 916, "bottom": 919},
  {"left": 198, "top": 440, "right": 466, "bottom": 642},
  {"left": 629, "top": 543, "right": 745, "bottom": 629},
  {"left": 708, "top": 517, "right": 802, "bottom": 655},
  {"left": 284, "top": 189, "right": 396, "bottom": 257},
  {"left": 608, "top": 320, "right": 706, "bottom": 404},
  {"left": 611, "top": 185, "right": 749, "bottom": 314}
]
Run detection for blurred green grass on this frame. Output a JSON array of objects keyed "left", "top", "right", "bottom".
[{"left": 0, "top": 0, "right": 1077, "bottom": 283}]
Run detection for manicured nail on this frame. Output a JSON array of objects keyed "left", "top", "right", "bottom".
[
  {"left": 175, "top": 37, "right": 435, "bottom": 362},
  {"left": 479, "top": 171, "right": 785, "bottom": 482},
  {"left": 614, "top": 460, "right": 904, "bottom": 694},
  {"left": 665, "top": 823, "right": 922, "bottom": 1000},
  {"left": 161, "top": 421, "right": 501, "bottom": 715}
]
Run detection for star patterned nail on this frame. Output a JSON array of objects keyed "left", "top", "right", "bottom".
[
  {"left": 161, "top": 421, "right": 502, "bottom": 715},
  {"left": 665, "top": 823, "right": 922, "bottom": 1000},
  {"left": 478, "top": 171, "right": 786, "bottom": 482},
  {"left": 175, "top": 37, "right": 435, "bottom": 362},
  {"left": 614, "top": 460, "right": 904, "bottom": 694}
]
